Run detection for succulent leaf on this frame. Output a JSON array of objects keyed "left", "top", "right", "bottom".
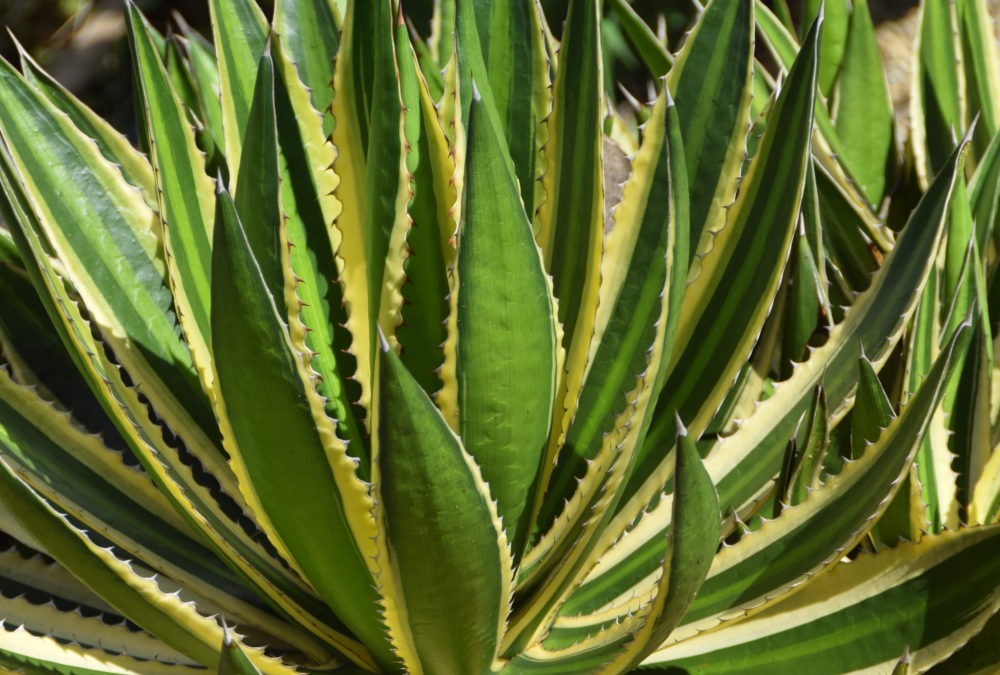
[{"left": 0, "top": 1, "right": 997, "bottom": 673}]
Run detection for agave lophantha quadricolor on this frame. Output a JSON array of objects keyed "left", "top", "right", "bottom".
[{"left": 0, "top": 0, "right": 998, "bottom": 672}]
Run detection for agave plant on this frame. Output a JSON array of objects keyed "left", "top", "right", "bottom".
[{"left": 0, "top": 0, "right": 998, "bottom": 672}]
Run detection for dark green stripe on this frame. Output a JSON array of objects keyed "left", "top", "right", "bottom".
[
  {"left": 0, "top": 60, "right": 209, "bottom": 428},
  {"left": 546, "top": 0, "right": 602, "bottom": 347},
  {"left": 211, "top": 0, "right": 267, "bottom": 143},
  {"left": 539, "top": 127, "right": 671, "bottom": 530},
  {"left": 656, "top": 528, "right": 1000, "bottom": 674},
  {"left": 476, "top": 0, "right": 543, "bottom": 206},
  {"left": 457, "top": 91, "right": 556, "bottom": 558},
  {"left": 686, "top": 325, "right": 966, "bottom": 623},
  {"left": 672, "top": 0, "right": 752, "bottom": 248},
  {"left": 129, "top": 5, "right": 213, "bottom": 338},
  {"left": 210, "top": 187, "right": 386, "bottom": 666},
  {"left": 633, "top": 23, "right": 818, "bottom": 492},
  {"left": 0, "top": 397, "right": 258, "bottom": 610},
  {"left": 273, "top": 0, "right": 340, "bottom": 132},
  {"left": 272, "top": 41, "right": 369, "bottom": 467},
  {"left": 380, "top": 344, "right": 504, "bottom": 675},
  {"left": 396, "top": 26, "right": 451, "bottom": 399}
]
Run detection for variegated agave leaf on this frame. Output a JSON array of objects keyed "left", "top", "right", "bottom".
[{"left": 0, "top": 0, "right": 996, "bottom": 673}]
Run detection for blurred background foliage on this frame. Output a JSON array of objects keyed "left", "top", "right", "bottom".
[
  {"left": 0, "top": 0, "right": 935, "bottom": 142},
  {"left": 0, "top": 0, "right": 227, "bottom": 133},
  {"left": 4, "top": 0, "right": 996, "bottom": 176}
]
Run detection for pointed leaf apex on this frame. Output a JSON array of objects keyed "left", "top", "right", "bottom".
[
  {"left": 663, "top": 84, "right": 675, "bottom": 107},
  {"left": 7, "top": 30, "right": 27, "bottom": 57},
  {"left": 377, "top": 327, "right": 392, "bottom": 353},
  {"left": 675, "top": 412, "right": 688, "bottom": 438},
  {"left": 963, "top": 117, "right": 979, "bottom": 146}
]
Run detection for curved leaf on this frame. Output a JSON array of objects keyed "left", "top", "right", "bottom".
[{"left": 378, "top": 340, "right": 512, "bottom": 675}]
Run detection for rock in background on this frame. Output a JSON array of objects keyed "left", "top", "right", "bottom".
[{"left": 874, "top": 0, "right": 1000, "bottom": 144}]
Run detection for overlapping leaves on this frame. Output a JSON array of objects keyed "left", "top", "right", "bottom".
[{"left": 0, "top": 1, "right": 996, "bottom": 674}]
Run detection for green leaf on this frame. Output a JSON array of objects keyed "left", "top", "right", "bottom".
[
  {"left": 942, "top": 177, "right": 976, "bottom": 318},
  {"left": 862, "top": 357, "right": 925, "bottom": 547},
  {"left": 533, "top": 90, "right": 688, "bottom": 540},
  {"left": 912, "top": 0, "right": 966, "bottom": 188},
  {"left": 589, "top": 141, "right": 965, "bottom": 620},
  {"left": 174, "top": 16, "right": 226, "bottom": 167},
  {"left": 165, "top": 36, "right": 206, "bottom": 142},
  {"left": 599, "top": 430, "right": 721, "bottom": 672},
  {"left": 534, "top": 0, "right": 604, "bottom": 358},
  {"left": 848, "top": 357, "right": 908, "bottom": 546},
  {"left": 780, "top": 230, "right": 822, "bottom": 374},
  {"left": 789, "top": 386, "right": 829, "bottom": 506},
  {"left": 801, "top": 160, "right": 833, "bottom": 322},
  {"left": 943, "top": 243, "right": 991, "bottom": 516},
  {"left": 0, "top": 261, "right": 115, "bottom": 441},
  {"left": 702, "top": 140, "right": 966, "bottom": 522},
  {"left": 851, "top": 353, "right": 897, "bottom": 460},
  {"left": 832, "top": 0, "right": 893, "bottom": 206},
  {"left": 431, "top": 0, "right": 456, "bottom": 70},
  {"left": 0, "top": 143, "right": 349, "bottom": 662},
  {"left": 0, "top": 569, "right": 193, "bottom": 666},
  {"left": 632, "top": 14, "right": 820, "bottom": 493},
  {"left": 0, "top": 368, "right": 261, "bottom": 626},
  {"left": 677, "top": 321, "right": 970, "bottom": 635},
  {"left": 608, "top": 0, "right": 671, "bottom": 77},
  {"left": 667, "top": 0, "right": 753, "bottom": 256},
  {"left": 471, "top": 0, "right": 549, "bottom": 210},
  {"left": 378, "top": 340, "right": 512, "bottom": 674},
  {"left": 932, "top": 589, "right": 1000, "bottom": 673},
  {"left": 969, "top": 130, "right": 1000, "bottom": 255},
  {"left": 0, "top": 622, "right": 204, "bottom": 675},
  {"left": 208, "top": 186, "right": 387, "bottom": 670},
  {"left": 272, "top": 0, "right": 340, "bottom": 135},
  {"left": 754, "top": 0, "right": 892, "bottom": 252},
  {"left": 958, "top": 0, "right": 1000, "bottom": 139},
  {"left": 0, "top": 226, "right": 17, "bottom": 265},
  {"left": 801, "top": 0, "right": 849, "bottom": 95},
  {"left": 911, "top": 176, "right": 984, "bottom": 533},
  {"left": 232, "top": 46, "right": 284, "bottom": 309},
  {"left": 644, "top": 526, "right": 1000, "bottom": 674},
  {"left": 0, "top": 55, "right": 222, "bottom": 474},
  {"left": 329, "top": 0, "right": 408, "bottom": 421},
  {"left": 953, "top": 317, "right": 992, "bottom": 506},
  {"left": 506, "top": 89, "right": 688, "bottom": 659},
  {"left": 209, "top": 0, "right": 269, "bottom": 179},
  {"left": 815, "top": 164, "right": 879, "bottom": 292},
  {"left": 127, "top": 3, "right": 216, "bottom": 380},
  {"left": 646, "top": 430, "right": 722, "bottom": 637},
  {"left": 564, "top": 316, "right": 965, "bottom": 645},
  {"left": 500, "top": 426, "right": 719, "bottom": 674},
  {"left": 0, "top": 458, "right": 218, "bottom": 668},
  {"left": 1, "top": 517, "right": 83, "bottom": 575},
  {"left": 269, "top": 35, "right": 369, "bottom": 462},
  {"left": 771, "top": 0, "right": 794, "bottom": 31},
  {"left": 456, "top": 86, "right": 556, "bottom": 557},
  {"left": 15, "top": 40, "right": 156, "bottom": 201},
  {"left": 394, "top": 21, "right": 457, "bottom": 397}
]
